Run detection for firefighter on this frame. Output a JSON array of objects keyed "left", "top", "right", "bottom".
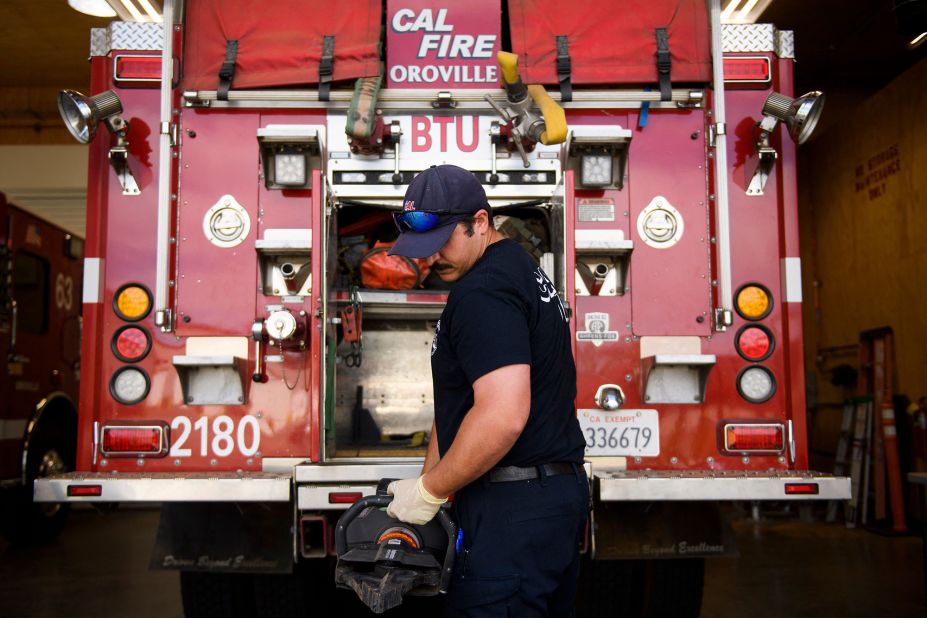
[{"left": 386, "top": 165, "right": 588, "bottom": 616}]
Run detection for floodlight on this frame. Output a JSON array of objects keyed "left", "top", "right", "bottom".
[
  {"left": 761, "top": 91, "right": 825, "bottom": 146},
  {"left": 57, "top": 89, "right": 139, "bottom": 195},
  {"left": 746, "top": 90, "right": 825, "bottom": 196},
  {"left": 257, "top": 125, "right": 323, "bottom": 190},
  {"left": 57, "top": 89, "right": 124, "bottom": 145},
  {"left": 568, "top": 126, "right": 633, "bottom": 189}
]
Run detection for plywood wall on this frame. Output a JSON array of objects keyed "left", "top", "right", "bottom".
[{"left": 800, "top": 57, "right": 927, "bottom": 451}]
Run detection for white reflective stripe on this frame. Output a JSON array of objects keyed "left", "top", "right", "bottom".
[
  {"left": 33, "top": 472, "right": 292, "bottom": 502},
  {"left": 82, "top": 257, "right": 103, "bottom": 304},
  {"left": 296, "top": 485, "right": 377, "bottom": 510},
  {"left": 596, "top": 471, "right": 852, "bottom": 501},
  {"left": 882, "top": 408, "right": 895, "bottom": 421},
  {"left": 884, "top": 426, "right": 897, "bottom": 437},
  {"left": 0, "top": 419, "right": 28, "bottom": 441},
  {"left": 781, "top": 257, "right": 802, "bottom": 303}
]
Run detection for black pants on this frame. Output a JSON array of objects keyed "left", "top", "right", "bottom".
[{"left": 444, "top": 465, "right": 589, "bottom": 617}]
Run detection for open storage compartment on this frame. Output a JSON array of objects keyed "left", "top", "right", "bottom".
[{"left": 323, "top": 199, "right": 562, "bottom": 460}]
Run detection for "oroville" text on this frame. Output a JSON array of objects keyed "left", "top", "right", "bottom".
[{"left": 389, "top": 8, "right": 498, "bottom": 85}]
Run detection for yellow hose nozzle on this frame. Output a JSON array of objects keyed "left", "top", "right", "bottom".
[
  {"left": 527, "top": 85, "right": 567, "bottom": 145},
  {"left": 497, "top": 51, "right": 521, "bottom": 86}
]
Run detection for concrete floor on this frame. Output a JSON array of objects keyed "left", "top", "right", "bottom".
[{"left": 1, "top": 506, "right": 924, "bottom": 617}]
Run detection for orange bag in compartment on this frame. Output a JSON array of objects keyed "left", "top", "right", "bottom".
[{"left": 359, "top": 241, "right": 431, "bottom": 289}]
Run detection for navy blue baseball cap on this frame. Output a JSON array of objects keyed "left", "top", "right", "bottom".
[{"left": 389, "top": 165, "right": 490, "bottom": 259}]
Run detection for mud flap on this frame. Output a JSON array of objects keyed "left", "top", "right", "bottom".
[
  {"left": 592, "top": 500, "right": 737, "bottom": 559},
  {"left": 150, "top": 502, "right": 293, "bottom": 574}
]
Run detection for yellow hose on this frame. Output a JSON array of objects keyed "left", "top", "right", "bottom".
[
  {"left": 527, "top": 85, "right": 567, "bottom": 145},
  {"left": 497, "top": 51, "right": 520, "bottom": 85}
]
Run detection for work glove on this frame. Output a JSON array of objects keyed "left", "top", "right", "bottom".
[{"left": 386, "top": 476, "right": 447, "bottom": 525}]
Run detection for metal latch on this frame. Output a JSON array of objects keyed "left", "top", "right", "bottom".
[
  {"left": 676, "top": 90, "right": 705, "bottom": 109},
  {"left": 432, "top": 91, "right": 457, "bottom": 109}
]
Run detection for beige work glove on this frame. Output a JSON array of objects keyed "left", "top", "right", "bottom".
[{"left": 386, "top": 476, "right": 447, "bottom": 525}]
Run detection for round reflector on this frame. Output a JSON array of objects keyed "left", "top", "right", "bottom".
[
  {"left": 112, "top": 325, "right": 151, "bottom": 362},
  {"left": 736, "top": 325, "right": 774, "bottom": 362},
  {"left": 736, "top": 366, "right": 776, "bottom": 404},
  {"left": 735, "top": 283, "right": 772, "bottom": 320},
  {"left": 114, "top": 283, "right": 152, "bottom": 322},
  {"left": 110, "top": 367, "right": 150, "bottom": 405}
]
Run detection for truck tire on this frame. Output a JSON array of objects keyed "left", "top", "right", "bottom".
[
  {"left": 0, "top": 422, "right": 73, "bottom": 544},
  {"left": 180, "top": 572, "right": 256, "bottom": 618},
  {"left": 639, "top": 558, "right": 704, "bottom": 617},
  {"left": 575, "top": 557, "right": 704, "bottom": 617},
  {"left": 575, "top": 558, "right": 641, "bottom": 617},
  {"left": 252, "top": 572, "right": 312, "bottom": 618}
]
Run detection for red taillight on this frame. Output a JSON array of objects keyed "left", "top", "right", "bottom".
[
  {"left": 723, "top": 423, "right": 784, "bottom": 452},
  {"left": 723, "top": 57, "right": 771, "bottom": 83},
  {"left": 101, "top": 424, "right": 166, "bottom": 456},
  {"left": 112, "top": 325, "right": 151, "bottom": 362},
  {"left": 67, "top": 485, "right": 103, "bottom": 497},
  {"left": 114, "top": 55, "right": 162, "bottom": 82},
  {"left": 736, "top": 325, "right": 774, "bottom": 362},
  {"left": 328, "top": 492, "right": 363, "bottom": 504},
  {"left": 784, "top": 483, "right": 820, "bottom": 495}
]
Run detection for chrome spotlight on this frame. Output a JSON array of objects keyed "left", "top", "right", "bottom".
[
  {"left": 761, "top": 91, "right": 825, "bottom": 146},
  {"left": 57, "top": 89, "right": 125, "bottom": 145},
  {"left": 56, "top": 89, "right": 139, "bottom": 196},
  {"left": 746, "top": 90, "right": 825, "bottom": 196}
]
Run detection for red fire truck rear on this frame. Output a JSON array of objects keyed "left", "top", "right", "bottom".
[
  {"left": 36, "top": 0, "right": 850, "bottom": 614},
  {"left": 1, "top": 192, "right": 82, "bottom": 543}
]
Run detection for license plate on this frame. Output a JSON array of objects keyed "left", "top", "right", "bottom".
[{"left": 577, "top": 409, "right": 660, "bottom": 457}]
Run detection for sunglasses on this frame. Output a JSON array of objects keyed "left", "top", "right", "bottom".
[{"left": 392, "top": 209, "right": 470, "bottom": 233}]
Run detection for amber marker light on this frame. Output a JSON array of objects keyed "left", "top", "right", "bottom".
[
  {"left": 114, "top": 283, "right": 152, "bottom": 321},
  {"left": 735, "top": 283, "right": 772, "bottom": 320}
]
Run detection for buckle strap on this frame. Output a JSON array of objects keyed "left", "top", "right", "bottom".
[
  {"left": 489, "top": 462, "right": 576, "bottom": 483},
  {"left": 555, "top": 35, "right": 572, "bottom": 103},
  {"left": 655, "top": 27, "right": 671, "bottom": 102},
  {"left": 319, "top": 35, "right": 335, "bottom": 101},
  {"left": 218, "top": 39, "right": 239, "bottom": 101}
]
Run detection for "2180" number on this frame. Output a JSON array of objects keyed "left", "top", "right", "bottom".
[{"left": 169, "top": 415, "right": 261, "bottom": 458}]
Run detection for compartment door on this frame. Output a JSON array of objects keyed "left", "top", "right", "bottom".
[
  {"left": 175, "top": 111, "right": 261, "bottom": 337},
  {"left": 629, "top": 110, "right": 711, "bottom": 336}
]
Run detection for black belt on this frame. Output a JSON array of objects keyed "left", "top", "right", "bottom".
[{"left": 488, "top": 462, "right": 577, "bottom": 483}]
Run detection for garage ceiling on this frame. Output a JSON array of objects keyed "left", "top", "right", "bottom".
[{"left": 1, "top": 0, "right": 925, "bottom": 146}]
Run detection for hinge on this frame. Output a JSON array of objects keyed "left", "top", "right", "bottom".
[
  {"left": 155, "top": 308, "right": 174, "bottom": 332},
  {"left": 161, "top": 121, "right": 179, "bottom": 147},
  {"left": 713, "top": 308, "right": 733, "bottom": 331},
  {"left": 708, "top": 122, "right": 726, "bottom": 148}
]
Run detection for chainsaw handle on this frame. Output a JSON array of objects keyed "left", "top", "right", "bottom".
[
  {"left": 335, "top": 494, "right": 392, "bottom": 556},
  {"left": 334, "top": 490, "right": 458, "bottom": 591}
]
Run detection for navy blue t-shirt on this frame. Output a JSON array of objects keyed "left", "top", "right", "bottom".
[{"left": 430, "top": 238, "right": 585, "bottom": 467}]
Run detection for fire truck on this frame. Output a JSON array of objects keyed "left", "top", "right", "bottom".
[
  {"left": 37, "top": 0, "right": 850, "bottom": 615},
  {"left": 1, "top": 192, "right": 82, "bottom": 543}
]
